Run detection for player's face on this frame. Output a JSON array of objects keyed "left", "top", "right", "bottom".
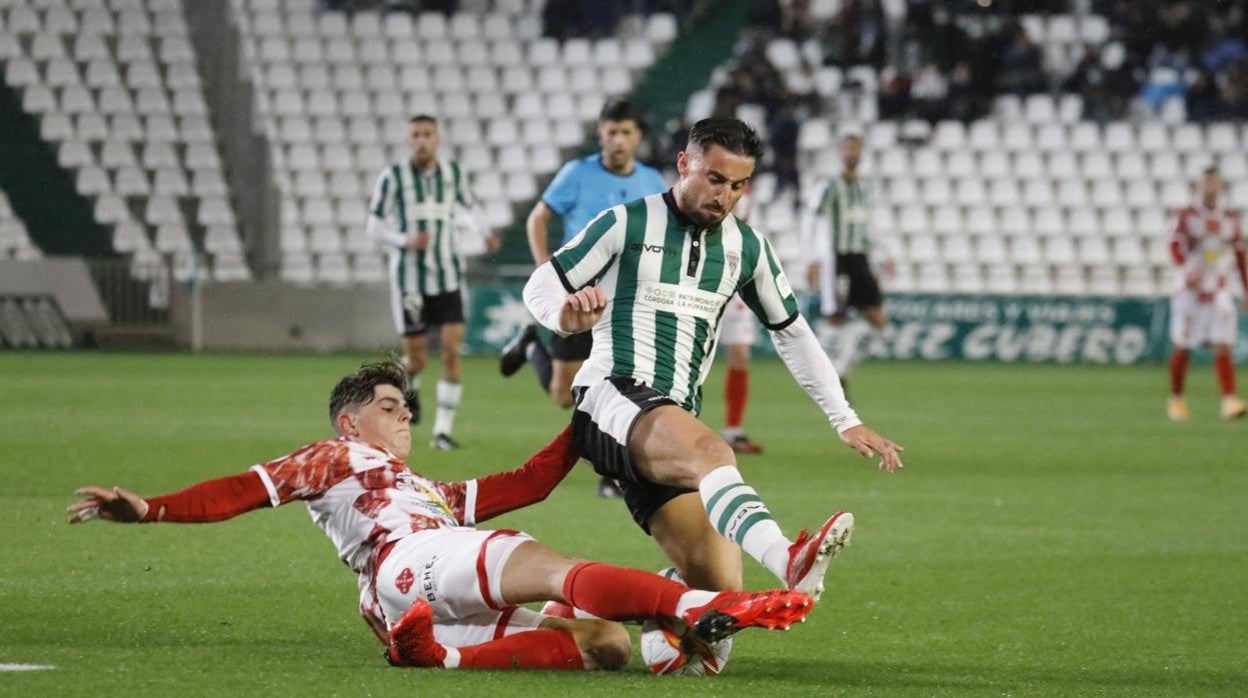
[
  {"left": 406, "top": 120, "right": 440, "bottom": 167},
  {"left": 344, "top": 385, "right": 412, "bottom": 458},
  {"left": 675, "top": 144, "right": 755, "bottom": 228},
  {"left": 840, "top": 137, "right": 862, "bottom": 172},
  {"left": 598, "top": 119, "right": 642, "bottom": 171},
  {"left": 1198, "top": 172, "right": 1223, "bottom": 206}
]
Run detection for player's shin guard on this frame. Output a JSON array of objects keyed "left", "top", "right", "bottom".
[
  {"left": 561, "top": 562, "right": 712, "bottom": 621},
  {"left": 1170, "top": 348, "right": 1191, "bottom": 395},
  {"left": 433, "top": 380, "right": 461, "bottom": 436},
  {"left": 698, "top": 466, "right": 791, "bottom": 583},
  {"left": 1214, "top": 346, "right": 1236, "bottom": 396},
  {"left": 452, "top": 629, "right": 585, "bottom": 671}
]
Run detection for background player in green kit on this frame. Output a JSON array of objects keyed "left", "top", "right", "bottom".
[{"left": 368, "top": 115, "right": 499, "bottom": 451}]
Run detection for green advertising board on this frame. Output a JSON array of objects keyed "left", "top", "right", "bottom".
[{"left": 461, "top": 282, "right": 1247, "bottom": 365}]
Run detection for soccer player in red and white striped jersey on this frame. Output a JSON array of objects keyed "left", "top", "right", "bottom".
[
  {"left": 1166, "top": 166, "right": 1248, "bottom": 421},
  {"left": 66, "top": 361, "right": 813, "bottom": 671}
]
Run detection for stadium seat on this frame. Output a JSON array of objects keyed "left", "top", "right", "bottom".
[{"left": 75, "top": 113, "right": 109, "bottom": 143}]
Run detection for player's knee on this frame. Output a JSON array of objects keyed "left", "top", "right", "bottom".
[
  {"left": 407, "top": 356, "right": 427, "bottom": 373},
  {"left": 551, "top": 391, "right": 576, "bottom": 409},
  {"left": 576, "top": 620, "right": 631, "bottom": 671},
  {"left": 691, "top": 432, "right": 735, "bottom": 471}
]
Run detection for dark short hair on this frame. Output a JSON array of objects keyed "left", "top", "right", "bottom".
[
  {"left": 1203, "top": 164, "right": 1220, "bottom": 176},
  {"left": 328, "top": 360, "right": 407, "bottom": 431},
  {"left": 686, "top": 117, "right": 764, "bottom": 159},
  {"left": 599, "top": 98, "right": 643, "bottom": 129},
  {"left": 409, "top": 114, "right": 438, "bottom": 126},
  {"left": 841, "top": 133, "right": 863, "bottom": 145}
]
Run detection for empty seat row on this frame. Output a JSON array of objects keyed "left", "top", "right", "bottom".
[
  {"left": 1, "top": 6, "right": 187, "bottom": 37},
  {"left": 3, "top": 56, "right": 199, "bottom": 89}
]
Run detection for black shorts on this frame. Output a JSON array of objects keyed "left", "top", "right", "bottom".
[
  {"left": 570, "top": 377, "right": 693, "bottom": 534},
  {"left": 832, "top": 253, "right": 883, "bottom": 315},
  {"left": 550, "top": 331, "right": 592, "bottom": 361},
  {"left": 401, "top": 290, "right": 465, "bottom": 336}
]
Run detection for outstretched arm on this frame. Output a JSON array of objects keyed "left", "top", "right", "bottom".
[
  {"left": 771, "top": 315, "right": 905, "bottom": 473},
  {"left": 468, "top": 427, "right": 581, "bottom": 524},
  {"left": 67, "top": 472, "right": 271, "bottom": 524}
]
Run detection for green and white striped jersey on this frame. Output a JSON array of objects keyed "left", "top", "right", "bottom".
[
  {"left": 552, "top": 191, "right": 799, "bottom": 414},
  {"left": 813, "top": 175, "right": 873, "bottom": 255},
  {"left": 368, "top": 159, "right": 478, "bottom": 296}
]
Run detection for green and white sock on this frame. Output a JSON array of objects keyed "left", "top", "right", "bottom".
[{"left": 698, "top": 465, "right": 791, "bottom": 583}]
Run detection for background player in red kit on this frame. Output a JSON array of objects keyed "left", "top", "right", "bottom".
[
  {"left": 1166, "top": 166, "right": 1248, "bottom": 421},
  {"left": 66, "top": 360, "right": 812, "bottom": 671}
]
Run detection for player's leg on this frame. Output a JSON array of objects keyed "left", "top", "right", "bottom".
[
  {"left": 387, "top": 600, "right": 624, "bottom": 670},
  {"left": 427, "top": 291, "right": 466, "bottom": 449},
  {"left": 391, "top": 285, "right": 426, "bottom": 422},
  {"left": 549, "top": 359, "right": 582, "bottom": 409},
  {"left": 834, "top": 255, "right": 886, "bottom": 378},
  {"left": 402, "top": 334, "right": 428, "bottom": 423},
  {"left": 1211, "top": 295, "right": 1245, "bottom": 419},
  {"left": 720, "top": 297, "right": 762, "bottom": 453},
  {"left": 498, "top": 540, "right": 811, "bottom": 638},
  {"left": 431, "top": 321, "right": 465, "bottom": 449},
  {"left": 1167, "top": 292, "right": 1194, "bottom": 421},
  {"left": 649, "top": 492, "right": 744, "bottom": 590},
  {"left": 723, "top": 343, "right": 762, "bottom": 453},
  {"left": 628, "top": 404, "right": 852, "bottom": 597},
  {"left": 550, "top": 332, "right": 619, "bottom": 496}
]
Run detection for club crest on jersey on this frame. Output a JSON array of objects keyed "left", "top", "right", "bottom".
[
  {"left": 395, "top": 567, "right": 414, "bottom": 595},
  {"left": 726, "top": 251, "right": 740, "bottom": 277}
]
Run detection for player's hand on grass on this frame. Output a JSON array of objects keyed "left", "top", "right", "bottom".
[
  {"left": 67, "top": 486, "right": 148, "bottom": 524},
  {"left": 559, "top": 287, "right": 607, "bottom": 333},
  {"left": 839, "top": 425, "right": 904, "bottom": 474}
]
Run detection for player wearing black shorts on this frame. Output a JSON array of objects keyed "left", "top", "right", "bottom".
[
  {"left": 803, "top": 134, "right": 892, "bottom": 383},
  {"left": 368, "top": 116, "right": 499, "bottom": 450}
]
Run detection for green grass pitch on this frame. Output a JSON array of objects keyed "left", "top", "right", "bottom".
[{"left": 1, "top": 352, "right": 1245, "bottom": 696}]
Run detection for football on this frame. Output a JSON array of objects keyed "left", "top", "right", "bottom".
[{"left": 639, "top": 616, "right": 733, "bottom": 676}]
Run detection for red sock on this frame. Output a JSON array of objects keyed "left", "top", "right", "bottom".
[
  {"left": 725, "top": 367, "right": 748, "bottom": 429},
  {"left": 456, "top": 629, "right": 584, "bottom": 671},
  {"left": 1170, "top": 349, "right": 1190, "bottom": 396},
  {"left": 1214, "top": 347, "right": 1236, "bottom": 396},
  {"left": 562, "top": 562, "right": 687, "bottom": 621}
]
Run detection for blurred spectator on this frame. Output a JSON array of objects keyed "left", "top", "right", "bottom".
[{"left": 996, "top": 25, "right": 1047, "bottom": 94}]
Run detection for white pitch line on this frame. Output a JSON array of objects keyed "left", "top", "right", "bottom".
[{"left": 0, "top": 664, "right": 55, "bottom": 672}]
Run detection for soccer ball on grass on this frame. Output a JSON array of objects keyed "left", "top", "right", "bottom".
[{"left": 639, "top": 616, "right": 732, "bottom": 676}]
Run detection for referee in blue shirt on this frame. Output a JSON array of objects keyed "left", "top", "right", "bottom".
[{"left": 500, "top": 99, "right": 667, "bottom": 497}]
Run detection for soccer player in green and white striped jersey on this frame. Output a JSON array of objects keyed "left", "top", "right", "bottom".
[
  {"left": 524, "top": 118, "right": 904, "bottom": 598},
  {"left": 802, "top": 134, "right": 894, "bottom": 381},
  {"left": 368, "top": 115, "right": 499, "bottom": 451}
]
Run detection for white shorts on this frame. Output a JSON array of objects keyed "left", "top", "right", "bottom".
[
  {"left": 716, "top": 295, "right": 757, "bottom": 346},
  {"left": 375, "top": 527, "right": 545, "bottom": 648},
  {"left": 1169, "top": 290, "right": 1238, "bottom": 349}
]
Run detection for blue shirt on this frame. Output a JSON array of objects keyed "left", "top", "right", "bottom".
[{"left": 541, "top": 155, "right": 668, "bottom": 243}]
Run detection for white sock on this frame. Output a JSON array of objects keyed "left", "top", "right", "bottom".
[
  {"left": 406, "top": 373, "right": 422, "bottom": 394},
  {"left": 722, "top": 426, "right": 742, "bottom": 440},
  {"left": 698, "top": 465, "right": 791, "bottom": 583},
  {"left": 441, "top": 647, "right": 461, "bottom": 669},
  {"left": 675, "top": 589, "right": 720, "bottom": 618},
  {"left": 433, "top": 380, "right": 462, "bottom": 436}
]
